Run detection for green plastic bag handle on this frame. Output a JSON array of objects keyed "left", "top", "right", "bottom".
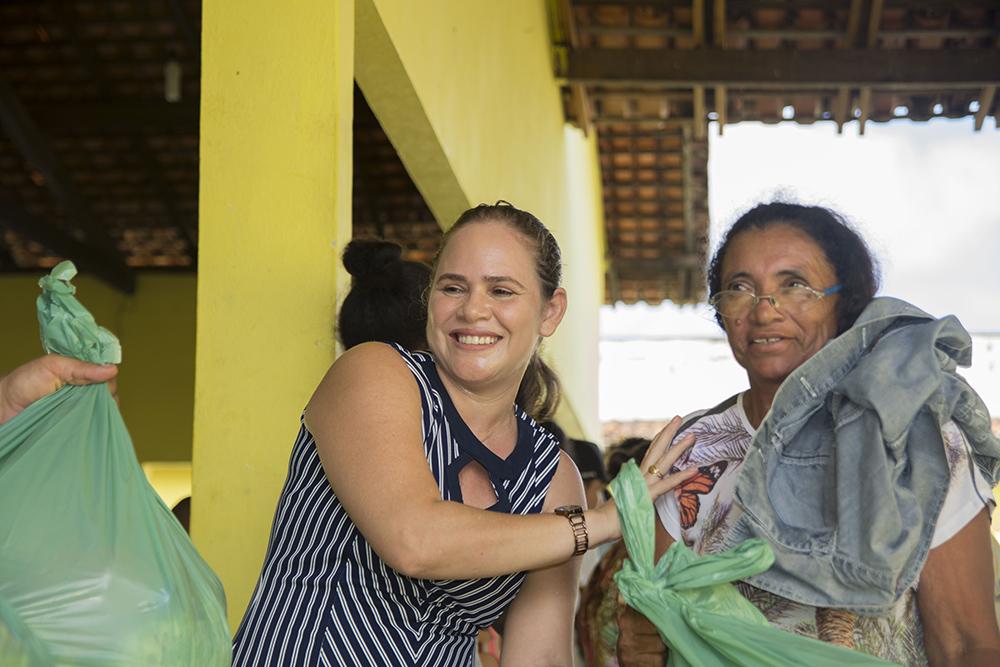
[
  {"left": 37, "top": 261, "right": 121, "bottom": 364},
  {"left": 609, "top": 460, "right": 896, "bottom": 666}
]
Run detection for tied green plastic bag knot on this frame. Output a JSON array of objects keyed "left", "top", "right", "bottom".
[
  {"left": 37, "top": 260, "right": 121, "bottom": 364},
  {"left": 610, "top": 460, "right": 896, "bottom": 666}
]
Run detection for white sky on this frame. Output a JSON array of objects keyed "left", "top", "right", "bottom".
[{"left": 600, "top": 117, "right": 1000, "bottom": 422}]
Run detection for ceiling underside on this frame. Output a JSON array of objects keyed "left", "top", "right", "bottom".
[
  {"left": 0, "top": 0, "right": 439, "bottom": 293},
  {"left": 1, "top": 1, "right": 997, "bottom": 305},
  {"left": 553, "top": 0, "right": 1000, "bottom": 304}
]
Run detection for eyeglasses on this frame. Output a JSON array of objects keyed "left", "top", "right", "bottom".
[{"left": 709, "top": 284, "right": 842, "bottom": 319}]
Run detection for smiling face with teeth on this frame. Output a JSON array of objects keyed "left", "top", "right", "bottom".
[
  {"left": 427, "top": 221, "right": 566, "bottom": 401},
  {"left": 719, "top": 224, "right": 840, "bottom": 411}
]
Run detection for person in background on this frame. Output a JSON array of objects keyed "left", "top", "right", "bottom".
[
  {"left": 338, "top": 238, "right": 431, "bottom": 351},
  {"left": 541, "top": 421, "right": 609, "bottom": 509},
  {"left": 576, "top": 437, "right": 652, "bottom": 667},
  {"left": 570, "top": 439, "right": 609, "bottom": 510},
  {"left": 617, "top": 201, "right": 1000, "bottom": 666},
  {"left": 232, "top": 202, "right": 697, "bottom": 666}
]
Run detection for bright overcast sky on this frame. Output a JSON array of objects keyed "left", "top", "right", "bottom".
[{"left": 600, "top": 117, "right": 1000, "bottom": 422}]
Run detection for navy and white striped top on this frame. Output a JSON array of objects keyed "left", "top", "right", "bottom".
[{"left": 232, "top": 345, "right": 562, "bottom": 666}]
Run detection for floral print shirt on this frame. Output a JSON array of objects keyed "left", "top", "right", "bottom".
[{"left": 654, "top": 392, "right": 993, "bottom": 666}]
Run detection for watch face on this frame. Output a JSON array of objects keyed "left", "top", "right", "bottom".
[{"left": 555, "top": 505, "right": 583, "bottom": 515}]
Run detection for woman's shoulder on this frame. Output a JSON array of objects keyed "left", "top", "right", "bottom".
[
  {"left": 307, "top": 343, "right": 427, "bottom": 417},
  {"left": 673, "top": 393, "right": 753, "bottom": 468},
  {"left": 334, "top": 342, "right": 432, "bottom": 380},
  {"left": 676, "top": 393, "right": 746, "bottom": 439}
]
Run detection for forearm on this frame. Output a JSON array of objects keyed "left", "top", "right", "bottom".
[
  {"left": 930, "top": 646, "right": 1000, "bottom": 667},
  {"left": 388, "top": 499, "right": 614, "bottom": 580}
]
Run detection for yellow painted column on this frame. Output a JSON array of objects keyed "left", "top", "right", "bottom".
[{"left": 193, "top": 0, "right": 354, "bottom": 629}]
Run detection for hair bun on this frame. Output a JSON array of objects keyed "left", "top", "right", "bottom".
[{"left": 342, "top": 239, "right": 404, "bottom": 286}]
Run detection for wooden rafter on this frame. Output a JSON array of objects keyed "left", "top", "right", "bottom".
[
  {"left": 867, "top": 0, "right": 886, "bottom": 48},
  {"left": 844, "top": 0, "right": 864, "bottom": 47},
  {"left": 567, "top": 48, "right": 1000, "bottom": 88},
  {"left": 713, "top": 0, "right": 727, "bottom": 47},
  {"left": 715, "top": 85, "right": 727, "bottom": 134},
  {"left": 858, "top": 86, "right": 873, "bottom": 134},
  {"left": 681, "top": 125, "right": 695, "bottom": 295},
  {"left": 556, "top": 0, "right": 593, "bottom": 135},
  {"left": 975, "top": 85, "right": 997, "bottom": 129},
  {"left": 0, "top": 78, "right": 135, "bottom": 293},
  {"left": 0, "top": 187, "right": 134, "bottom": 291},
  {"left": 834, "top": 86, "right": 852, "bottom": 134},
  {"left": 572, "top": 0, "right": 999, "bottom": 6},
  {"left": 692, "top": 85, "right": 706, "bottom": 139},
  {"left": 135, "top": 135, "right": 199, "bottom": 253},
  {"left": 168, "top": 0, "right": 200, "bottom": 54},
  {"left": 28, "top": 101, "right": 199, "bottom": 134},
  {"left": 613, "top": 255, "right": 705, "bottom": 275},
  {"left": 693, "top": 0, "right": 706, "bottom": 46}
]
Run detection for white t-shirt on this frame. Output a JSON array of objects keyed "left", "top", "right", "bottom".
[{"left": 654, "top": 392, "right": 993, "bottom": 665}]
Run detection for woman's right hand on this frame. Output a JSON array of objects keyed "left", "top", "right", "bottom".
[
  {"left": 0, "top": 354, "right": 118, "bottom": 425},
  {"left": 586, "top": 416, "right": 696, "bottom": 546}
]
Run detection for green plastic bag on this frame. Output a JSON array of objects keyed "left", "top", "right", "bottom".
[
  {"left": 0, "top": 262, "right": 230, "bottom": 666},
  {"left": 610, "top": 460, "right": 896, "bottom": 667},
  {"left": 0, "top": 596, "right": 51, "bottom": 667}
]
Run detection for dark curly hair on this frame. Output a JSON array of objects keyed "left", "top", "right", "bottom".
[
  {"left": 707, "top": 201, "right": 880, "bottom": 335},
  {"left": 338, "top": 239, "right": 431, "bottom": 351}
]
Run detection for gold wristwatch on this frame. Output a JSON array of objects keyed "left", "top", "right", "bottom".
[{"left": 554, "top": 505, "right": 588, "bottom": 557}]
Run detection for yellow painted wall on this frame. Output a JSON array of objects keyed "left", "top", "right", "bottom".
[
  {"left": 193, "top": 0, "right": 355, "bottom": 629},
  {"left": 0, "top": 273, "right": 196, "bottom": 462},
  {"left": 356, "top": 0, "right": 605, "bottom": 440},
  {"left": 548, "top": 128, "right": 606, "bottom": 442},
  {"left": 142, "top": 461, "right": 193, "bottom": 509}
]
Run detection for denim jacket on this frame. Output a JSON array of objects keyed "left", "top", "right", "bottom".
[{"left": 719, "top": 297, "right": 1000, "bottom": 616}]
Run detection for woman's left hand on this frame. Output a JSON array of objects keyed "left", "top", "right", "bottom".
[
  {"left": 638, "top": 415, "right": 698, "bottom": 498},
  {"left": 587, "top": 416, "right": 697, "bottom": 546},
  {"left": 0, "top": 354, "right": 118, "bottom": 425}
]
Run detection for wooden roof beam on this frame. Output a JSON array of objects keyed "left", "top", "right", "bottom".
[
  {"left": 612, "top": 255, "right": 706, "bottom": 273},
  {"left": 134, "top": 136, "right": 199, "bottom": 253},
  {"left": 975, "top": 85, "right": 997, "bottom": 130},
  {"left": 713, "top": 0, "right": 727, "bottom": 47},
  {"left": 858, "top": 86, "right": 873, "bottom": 134},
  {"left": 566, "top": 48, "right": 1000, "bottom": 88},
  {"left": 0, "top": 189, "right": 135, "bottom": 291},
  {"left": 693, "top": 85, "right": 706, "bottom": 139},
  {"left": 572, "top": 0, "right": 1000, "bottom": 6},
  {"left": 0, "top": 78, "right": 135, "bottom": 293},
  {"left": 867, "top": 0, "right": 886, "bottom": 48},
  {"left": 693, "top": 0, "right": 706, "bottom": 46},
  {"left": 844, "top": 0, "right": 864, "bottom": 48},
  {"left": 555, "top": 0, "right": 593, "bottom": 135},
  {"left": 715, "top": 85, "right": 727, "bottom": 134},
  {"left": 27, "top": 101, "right": 198, "bottom": 134},
  {"left": 168, "top": 0, "right": 200, "bottom": 54}
]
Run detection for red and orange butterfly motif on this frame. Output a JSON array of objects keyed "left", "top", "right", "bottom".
[{"left": 673, "top": 460, "right": 728, "bottom": 529}]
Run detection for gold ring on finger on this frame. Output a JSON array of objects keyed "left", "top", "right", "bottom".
[{"left": 647, "top": 464, "right": 665, "bottom": 479}]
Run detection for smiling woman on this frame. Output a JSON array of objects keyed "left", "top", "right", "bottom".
[
  {"left": 618, "top": 201, "right": 1000, "bottom": 667},
  {"left": 229, "top": 201, "right": 699, "bottom": 667}
]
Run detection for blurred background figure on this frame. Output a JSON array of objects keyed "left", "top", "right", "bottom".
[
  {"left": 575, "top": 437, "right": 652, "bottom": 667},
  {"left": 338, "top": 238, "right": 431, "bottom": 351}
]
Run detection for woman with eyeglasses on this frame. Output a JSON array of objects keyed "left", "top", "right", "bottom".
[{"left": 617, "top": 201, "right": 1000, "bottom": 666}]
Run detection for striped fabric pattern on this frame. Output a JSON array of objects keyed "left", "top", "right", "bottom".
[{"left": 232, "top": 345, "right": 561, "bottom": 666}]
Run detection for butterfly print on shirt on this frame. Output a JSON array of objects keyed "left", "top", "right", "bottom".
[{"left": 675, "top": 460, "right": 728, "bottom": 529}]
